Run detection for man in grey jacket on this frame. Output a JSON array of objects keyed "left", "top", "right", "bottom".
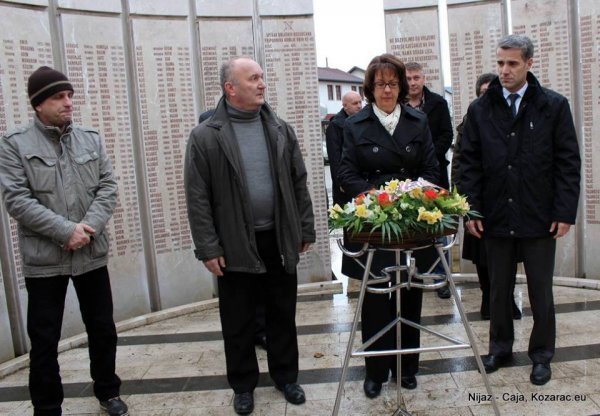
[
  {"left": 184, "top": 56, "right": 315, "bottom": 415},
  {"left": 0, "top": 67, "right": 127, "bottom": 416}
]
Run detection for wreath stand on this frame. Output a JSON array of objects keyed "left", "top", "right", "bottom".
[{"left": 331, "top": 228, "right": 500, "bottom": 416}]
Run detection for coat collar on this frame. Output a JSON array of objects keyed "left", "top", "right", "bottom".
[
  {"left": 486, "top": 72, "right": 548, "bottom": 111},
  {"left": 352, "top": 104, "right": 425, "bottom": 156}
]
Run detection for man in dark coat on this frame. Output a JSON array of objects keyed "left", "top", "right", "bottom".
[
  {"left": 325, "top": 90, "right": 362, "bottom": 206},
  {"left": 460, "top": 35, "right": 581, "bottom": 386},
  {"left": 184, "top": 57, "right": 315, "bottom": 414},
  {"left": 406, "top": 62, "right": 454, "bottom": 298},
  {"left": 405, "top": 62, "right": 453, "bottom": 190}
]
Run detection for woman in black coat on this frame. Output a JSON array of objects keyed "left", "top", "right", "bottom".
[{"left": 337, "top": 54, "right": 439, "bottom": 398}]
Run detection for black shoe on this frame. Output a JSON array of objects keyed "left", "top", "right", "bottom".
[
  {"left": 512, "top": 301, "right": 522, "bottom": 320},
  {"left": 254, "top": 334, "right": 267, "bottom": 350},
  {"left": 437, "top": 286, "right": 451, "bottom": 299},
  {"left": 530, "top": 363, "right": 551, "bottom": 385},
  {"left": 482, "top": 354, "right": 512, "bottom": 373},
  {"left": 233, "top": 392, "right": 254, "bottom": 415},
  {"left": 99, "top": 397, "right": 129, "bottom": 416},
  {"left": 400, "top": 376, "right": 417, "bottom": 390},
  {"left": 363, "top": 378, "right": 382, "bottom": 398},
  {"left": 276, "top": 383, "right": 306, "bottom": 405}
]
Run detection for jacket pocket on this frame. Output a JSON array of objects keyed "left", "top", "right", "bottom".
[
  {"left": 73, "top": 151, "right": 100, "bottom": 189},
  {"left": 24, "top": 154, "right": 57, "bottom": 193},
  {"left": 91, "top": 231, "right": 109, "bottom": 259},
  {"left": 20, "top": 235, "right": 61, "bottom": 266}
]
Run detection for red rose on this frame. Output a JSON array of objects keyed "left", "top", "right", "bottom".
[
  {"left": 424, "top": 189, "right": 438, "bottom": 200},
  {"left": 377, "top": 192, "right": 392, "bottom": 207}
]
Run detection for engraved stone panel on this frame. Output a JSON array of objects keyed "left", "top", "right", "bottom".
[
  {"left": 258, "top": 0, "right": 313, "bottom": 16},
  {"left": 385, "top": 6, "right": 444, "bottom": 93},
  {"left": 197, "top": 18, "right": 254, "bottom": 109},
  {"left": 262, "top": 16, "right": 329, "bottom": 282},
  {"left": 58, "top": 0, "right": 120, "bottom": 13},
  {"left": 196, "top": 0, "right": 253, "bottom": 17},
  {"left": 132, "top": 17, "right": 212, "bottom": 306},
  {"left": 580, "top": 0, "right": 600, "bottom": 278},
  {"left": 511, "top": 0, "right": 576, "bottom": 277},
  {"left": 61, "top": 13, "right": 150, "bottom": 320},
  {"left": 447, "top": 1, "right": 502, "bottom": 127},
  {"left": 129, "top": 0, "right": 188, "bottom": 16}
]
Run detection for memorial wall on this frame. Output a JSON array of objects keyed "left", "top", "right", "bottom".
[
  {"left": 384, "top": 0, "right": 597, "bottom": 279},
  {"left": 579, "top": 0, "right": 600, "bottom": 277},
  {"left": 0, "top": 0, "right": 327, "bottom": 360}
]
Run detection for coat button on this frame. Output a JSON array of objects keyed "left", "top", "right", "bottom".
[
  {"left": 400, "top": 168, "right": 405, "bottom": 173},
  {"left": 508, "top": 165, "right": 512, "bottom": 170},
  {"left": 508, "top": 198, "right": 513, "bottom": 203},
  {"left": 511, "top": 132, "right": 516, "bottom": 137},
  {"left": 375, "top": 169, "right": 381, "bottom": 174},
  {"left": 373, "top": 146, "right": 379, "bottom": 153},
  {"left": 510, "top": 230, "right": 515, "bottom": 236},
  {"left": 405, "top": 145, "right": 412, "bottom": 152}
]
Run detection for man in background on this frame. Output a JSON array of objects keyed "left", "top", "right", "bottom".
[
  {"left": 325, "top": 90, "right": 362, "bottom": 206},
  {"left": 405, "top": 62, "right": 454, "bottom": 299}
]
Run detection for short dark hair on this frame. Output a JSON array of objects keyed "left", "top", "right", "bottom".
[
  {"left": 475, "top": 73, "right": 496, "bottom": 97},
  {"left": 404, "top": 62, "right": 423, "bottom": 72},
  {"left": 363, "top": 54, "right": 409, "bottom": 105},
  {"left": 497, "top": 34, "right": 534, "bottom": 61}
]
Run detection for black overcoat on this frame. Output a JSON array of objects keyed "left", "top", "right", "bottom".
[{"left": 459, "top": 73, "right": 581, "bottom": 238}]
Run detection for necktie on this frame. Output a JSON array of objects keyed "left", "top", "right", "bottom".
[{"left": 508, "top": 93, "right": 519, "bottom": 117}]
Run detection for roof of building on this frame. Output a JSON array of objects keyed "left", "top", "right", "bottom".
[
  {"left": 348, "top": 66, "right": 365, "bottom": 74},
  {"left": 317, "top": 67, "right": 363, "bottom": 84}
]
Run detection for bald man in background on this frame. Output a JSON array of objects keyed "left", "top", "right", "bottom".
[{"left": 325, "top": 90, "right": 362, "bottom": 206}]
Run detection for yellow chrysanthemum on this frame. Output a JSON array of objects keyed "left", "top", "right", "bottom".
[
  {"left": 355, "top": 204, "right": 370, "bottom": 218},
  {"left": 328, "top": 204, "right": 344, "bottom": 219},
  {"left": 384, "top": 179, "right": 399, "bottom": 193},
  {"left": 417, "top": 207, "right": 443, "bottom": 224},
  {"left": 409, "top": 187, "right": 423, "bottom": 198}
]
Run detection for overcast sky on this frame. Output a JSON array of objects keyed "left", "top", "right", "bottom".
[{"left": 313, "top": 0, "right": 386, "bottom": 72}]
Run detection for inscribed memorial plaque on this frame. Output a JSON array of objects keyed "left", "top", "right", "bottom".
[
  {"left": 447, "top": 1, "right": 502, "bottom": 126},
  {"left": 385, "top": 6, "right": 444, "bottom": 94},
  {"left": 60, "top": 13, "right": 150, "bottom": 319},
  {"left": 132, "top": 17, "right": 210, "bottom": 306},
  {"left": 262, "top": 16, "right": 329, "bottom": 281},
  {"left": 580, "top": 0, "right": 600, "bottom": 277},
  {"left": 197, "top": 18, "right": 254, "bottom": 109}
]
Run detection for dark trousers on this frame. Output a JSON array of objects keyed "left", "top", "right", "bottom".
[
  {"left": 25, "top": 266, "right": 121, "bottom": 416},
  {"left": 486, "top": 236, "right": 556, "bottom": 363},
  {"left": 217, "top": 230, "right": 299, "bottom": 393},
  {"left": 362, "top": 279, "right": 422, "bottom": 382}
]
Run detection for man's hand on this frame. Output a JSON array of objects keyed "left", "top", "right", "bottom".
[
  {"left": 300, "top": 243, "right": 312, "bottom": 253},
  {"left": 64, "top": 223, "right": 95, "bottom": 251},
  {"left": 550, "top": 222, "right": 571, "bottom": 239},
  {"left": 203, "top": 256, "right": 226, "bottom": 276},
  {"left": 466, "top": 219, "right": 484, "bottom": 239}
]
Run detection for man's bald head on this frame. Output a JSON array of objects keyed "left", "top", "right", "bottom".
[{"left": 342, "top": 91, "right": 362, "bottom": 116}]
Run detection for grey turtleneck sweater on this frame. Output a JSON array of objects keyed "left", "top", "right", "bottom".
[{"left": 227, "top": 101, "right": 275, "bottom": 231}]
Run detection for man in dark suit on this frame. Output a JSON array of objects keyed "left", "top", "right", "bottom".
[{"left": 460, "top": 34, "right": 581, "bottom": 386}]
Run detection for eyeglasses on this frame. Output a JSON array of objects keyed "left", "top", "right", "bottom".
[{"left": 374, "top": 81, "right": 400, "bottom": 90}]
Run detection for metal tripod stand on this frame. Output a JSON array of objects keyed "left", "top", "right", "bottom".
[{"left": 332, "top": 234, "right": 500, "bottom": 416}]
